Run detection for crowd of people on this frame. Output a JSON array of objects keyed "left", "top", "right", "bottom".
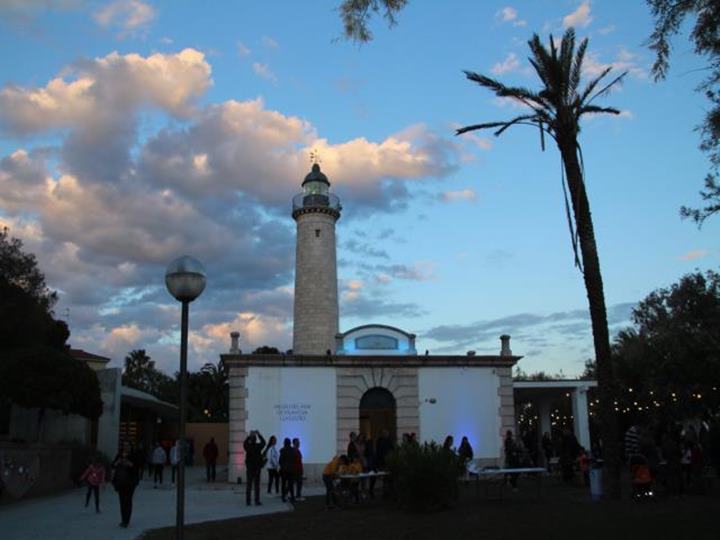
[{"left": 77, "top": 436, "right": 221, "bottom": 529}]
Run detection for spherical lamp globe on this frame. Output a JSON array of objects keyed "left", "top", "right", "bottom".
[{"left": 165, "top": 256, "right": 206, "bottom": 303}]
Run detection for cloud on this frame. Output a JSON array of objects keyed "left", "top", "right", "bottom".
[
  {"left": 598, "top": 25, "right": 615, "bottom": 35},
  {"left": 496, "top": 6, "right": 526, "bottom": 27},
  {"left": 252, "top": 62, "right": 278, "bottom": 84},
  {"left": 93, "top": 0, "right": 155, "bottom": 36},
  {"left": 423, "top": 302, "right": 635, "bottom": 354},
  {"left": 491, "top": 52, "right": 520, "bottom": 75},
  {"left": 261, "top": 36, "right": 279, "bottom": 49},
  {"left": 679, "top": 249, "right": 708, "bottom": 261},
  {"left": 369, "top": 262, "right": 435, "bottom": 281},
  {"left": 563, "top": 1, "right": 592, "bottom": 29},
  {"left": 440, "top": 189, "right": 477, "bottom": 202},
  {"left": 237, "top": 41, "right": 251, "bottom": 57},
  {"left": 0, "top": 49, "right": 461, "bottom": 370},
  {"left": 344, "top": 239, "right": 390, "bottom": 259},
  {"left": 582, "top": 49, "right": 647, "bottom": 80}
]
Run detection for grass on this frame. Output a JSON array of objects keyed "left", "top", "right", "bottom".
[{"left": 145, "top": 476, "right": 720, "bottom": 540}]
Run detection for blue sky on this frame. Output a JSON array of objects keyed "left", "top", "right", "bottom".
[{"left": 0, "top": 1, "right": 717, "bottom": 376}]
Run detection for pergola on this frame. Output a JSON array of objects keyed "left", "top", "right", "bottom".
[{"left": 513, "top": 379, "right": 597, "bottom": 461}]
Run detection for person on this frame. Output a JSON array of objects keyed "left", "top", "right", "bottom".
[
  {"left": 133, "top": 442, "right": 146, "bottom": 481},
  {"left": 347, "top": 432, "right": 358, "bottom": 461},
  {"left": 375, "top": 430, "right": 394, "bottom": 470},
  {"left": 364, "top": 435, "right": 377, "bottom": 498},
  {"left": 458, "top": 436, "right": 474, "bottom": 465},
  {"left": 243, "top": 430, "right": 266, "bottom": 506},
  {"left": 203, "top": 437, "right": 219, "bottom": 482},
  {"left": 292, "top": 437, "right": 305, "bottom": 501},
  {"left": 170, "top": 440, "right": 181, "bottom": 484},
  {"left": 560, "top": 428, "right": 580, "bottom": 482},
  {"left": 338, "top": 455, "right": 363, "bottom": 503},
  {"left": 443, "top": 435, "right": 455, "bottom": 453},
  {"left": 578, "top": 447, "right": 590, "bottom": 487},
  {"left": 661, "top": 428, "right": 683, "bottom": 497},
  {"left": 624, "top": 424, "right": 641, "bottom": 460},
  {"left": 151, "top": 442, "right": 166, "bottom": 488},
  {"left": 112, "top": 443, "right": 138, "bottom": 528},
  {"left": 504, "top": 430, "right": 520, "bottom": 489},
  {"left": 279, "top": 437, "right": 296, "bottom": 503},
  {"left": 322, "top": 455, "right": 348, "bottom": 509},
  {"left": 264, "top": 435, "right": 280, "bottom": 495},
  {"left": 79, "top": 455, "right": 106, "bottom": 513}
]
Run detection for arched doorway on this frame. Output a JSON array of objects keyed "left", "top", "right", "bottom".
[{"left": 359, "top": 387, "right": 396, "bottom": 443}]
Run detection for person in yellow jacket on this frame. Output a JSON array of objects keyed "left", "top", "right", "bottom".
[
  {"left": 337, "top": 457, "right": 363, "bottom": 503},
  {"left": 322, "top": 455, "right": 347, "bottom": 509}
]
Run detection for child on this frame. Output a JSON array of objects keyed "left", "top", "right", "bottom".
[
  {"left": 578, "top": 447, "right": 590, "bottom": 487},
  {"left": 629, "top": 453, "right": 653, "bottom": 499},
  {"left": 80, "top": 456, "right": 106, "bottom": 513}
]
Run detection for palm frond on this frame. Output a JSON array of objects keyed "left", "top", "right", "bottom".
[
  {"left": 570, "top": 37, "right": 588, "bottom": 98},
  {"left": 579, "top": 105, "right": 621, "bottom": 117},
  {"left": 577, "top": 66, "right": 613, "bottom": 105},
  {"left": 586, "top": 71, "right": 628, "bottom": 105}
]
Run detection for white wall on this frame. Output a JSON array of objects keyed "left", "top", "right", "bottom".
[
  {"left": 418, "top": 367, "right": 501, "bottom": 459},
  {"left": 246, "top": 367, "right": 336, "bottom": 464}
]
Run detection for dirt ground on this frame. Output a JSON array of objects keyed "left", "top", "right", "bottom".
[{"left": 145, "top": 477, "right": 720, "bottom": 540}]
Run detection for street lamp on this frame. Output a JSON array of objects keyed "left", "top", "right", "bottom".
[{"left": 165, "top": 255, "right": 206, "bottom": 540}]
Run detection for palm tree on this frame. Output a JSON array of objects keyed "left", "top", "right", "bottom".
[{"left": 457, "top": 28, "right": 625, "bottom": 498}]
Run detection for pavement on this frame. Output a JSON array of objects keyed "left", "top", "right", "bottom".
[{"left": 0, "top": 466, "right": 320, "bottom": 540}]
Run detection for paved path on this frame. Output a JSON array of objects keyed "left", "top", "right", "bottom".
[{"left": 0, "top": 466, "right": 315, "bottom": 540}]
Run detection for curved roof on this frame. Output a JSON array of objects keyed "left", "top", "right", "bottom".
[
  {"left": 337, "top": 324, "right": 416, "bottom": 339},
  {"left": 301, "top": 163, "right": 330, "bottom": 186}
]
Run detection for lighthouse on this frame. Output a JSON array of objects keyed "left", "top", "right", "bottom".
[{"left": 291, "top": 163, "right": 342, "bottom": 354}]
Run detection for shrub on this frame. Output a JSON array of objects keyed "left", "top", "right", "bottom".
[{"left": 385, "top": 441, "right": 465, "bottom": 512}]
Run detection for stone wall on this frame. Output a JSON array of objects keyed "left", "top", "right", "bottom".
[
  {"left": 336, "top": 366, "right": 419, "bottom": 454},
  {"left": 292, "top": 211, "right": 339, "bottom": 355},
  {"left": 227, "top": 366, "right": 248, "bottom": 483},
  {"left": 496, "top": 365, "right": 516, "bottom": 462}
]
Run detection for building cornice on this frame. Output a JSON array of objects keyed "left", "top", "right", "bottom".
[{"left": 221, "top": 353, "right": 521, "bottom": 368}]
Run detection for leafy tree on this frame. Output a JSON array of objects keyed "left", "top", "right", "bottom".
[
  {"left": 187, "top": 360, "right": 229, "bottom": 422},
  {"left": 252, "top": 345, "right": 281, "bottom": 354},
  {"left": 612, "top": 270, "right": 720, "bottom": 417},
  {"left": 0, "top": 228, "right": 68, "bottom": 351},
  {"left": 338, "top": 0, "right": 407, "bottom": 42},
  {"left": 122, "top": 349, "right": 177, "bottom": 402},
  {"left": 0, "top": 227, "right": 57, "bottom": 311},
  {"left": 0, "top": 347, "right": 103, "bottom": 440},
  {"left": 455, "top": 29, "right": 625, "bottom": 497},
  {"left": 645, "top": 1, "right": 720, "bottom": 225}
]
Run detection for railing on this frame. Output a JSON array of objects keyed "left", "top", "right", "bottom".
[{"left": 292, "top": 193, "right": 342, "bottom": 213}]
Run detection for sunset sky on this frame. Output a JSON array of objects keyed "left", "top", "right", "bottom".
[{"left": 1, "top": 1, "right": 717, "bottom": 376}]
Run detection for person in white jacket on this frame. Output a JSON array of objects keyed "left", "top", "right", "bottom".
[
  {"left": 264, "top": 435, "right": 280, "bottom": 495},
  {"left": 151, "top": 442, "right": 167, "bottom": 488},
  {"left": 170, "top": 440, "right": 181, "bottom": 484}
]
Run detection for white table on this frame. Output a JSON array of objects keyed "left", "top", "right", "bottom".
[{"left": 463, "top": 467, "right": 547, "bottom": 499}]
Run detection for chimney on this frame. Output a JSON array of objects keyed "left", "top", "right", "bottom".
[
  {"left": 230, "top": 331, "right": 240, "bottom": 354},
  {"left": 500, "top": 334, "right": 512, "bottom": 357}
]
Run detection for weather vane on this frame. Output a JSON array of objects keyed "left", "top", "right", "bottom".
[{"left": 309, "top": 149, "right": 321, "bottom": 165}]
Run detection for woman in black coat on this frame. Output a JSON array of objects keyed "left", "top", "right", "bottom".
[{"left": 112, "top": 442, "right": 139, "bottom": 528}]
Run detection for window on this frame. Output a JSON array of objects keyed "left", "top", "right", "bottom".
[{"left": 355, "top": 335, "right": 399, "bottom": 350}]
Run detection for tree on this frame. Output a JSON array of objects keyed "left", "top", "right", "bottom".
[
  {"left": 187, "top": 360, "right": 229, "bottom": 422},
  {"left": 645, "top": 1, "right": 720, "bottom": 225},
  {"left": 0, "top": 227, "right": 57, "bottom": 311},
  {"left": 252, "top": 345, "right": 281, "bottom": 354},
  {"left": 455, "top": 29, "right": 625, "bottom": 498},
  {"left": 0, "top": 228, "right": 68, "bottom": 351},
  {"left": 338, "top": 0, "right": 408, "bottom": 42},
  {"left": 0, "top": 347, "right": 103, "bottom": 441},
  {"left": 122, "top": 349, "right": 177, "bottom": 402},
  {"left": 612, "top": 270, "right": 720, "bottom": 418}
]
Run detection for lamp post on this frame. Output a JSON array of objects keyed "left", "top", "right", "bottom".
[{"left": 165, "top": 256, "right": 206, "bottom": 540}]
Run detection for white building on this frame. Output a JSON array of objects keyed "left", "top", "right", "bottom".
[{"left": 224, "top": 164, "right": 592, "bottom": 482}]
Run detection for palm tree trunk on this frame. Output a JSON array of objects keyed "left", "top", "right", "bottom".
[{"left": 558, "top": 136, "right": 621, "bottom": 499}]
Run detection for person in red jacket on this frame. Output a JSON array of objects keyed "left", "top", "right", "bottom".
[
  {"left": 292, "top": 437, "right": 304, "bottom": 501},
  {"left": 80, "top": 456, "right": 106, "bottom": 513},
  {"left": 203, "top": 438, "right": 219, "bottom": 482}
]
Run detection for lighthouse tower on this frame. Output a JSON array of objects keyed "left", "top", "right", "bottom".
[{"left": 292, "top": 163, "right": 342, "bottom": 355}]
